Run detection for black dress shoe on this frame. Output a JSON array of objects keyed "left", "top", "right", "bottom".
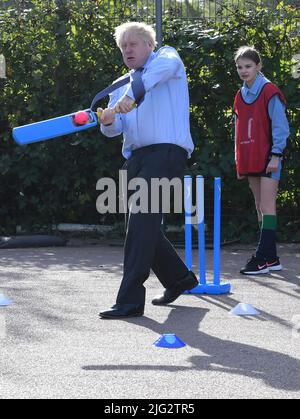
[
  {"left": 99, "top": 303, "right": 144, "bottom": 319},
  {"left": 152, "top": 271, "right": 198, "bottom": 306}
]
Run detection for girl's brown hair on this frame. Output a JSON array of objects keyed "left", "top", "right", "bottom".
[{"left": 234, "top": 46, "right": 262, "bottom": 65}]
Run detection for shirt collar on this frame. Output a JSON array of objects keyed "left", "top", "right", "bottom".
[
  {"left": 242, "top": 73, "right": 264, "bottom": 96},
  {"left": 143, "top": 51, "right": 155, "bottom": 69},
  {"left": 129, "top": 51, "right": 155, "bottom": 75}
]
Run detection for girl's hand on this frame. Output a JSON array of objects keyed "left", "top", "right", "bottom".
[
  {"left": 266, "top": 156, "right": 280, "bottom": 173},
  {"left": 237, "top": 173, "right": 246, "bottom": 180}
]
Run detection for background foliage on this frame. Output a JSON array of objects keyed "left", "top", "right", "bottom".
[{"left": 0, "top": 0, "right": 299, "bottom": 242}]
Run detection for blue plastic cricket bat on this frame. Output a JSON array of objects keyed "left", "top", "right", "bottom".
[
  {"left": 12, "top": 109, "right": 99, "bottom": 145},
  {"left": 12, "top": 75, "right": 132, "bottom": 145}
]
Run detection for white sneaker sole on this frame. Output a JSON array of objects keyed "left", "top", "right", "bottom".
[
  {"left": 241, "top": 267, "right": 270, "bottom": 275},
  {"left": 268, "top": 264, "right": 282, "bottom": 271}
]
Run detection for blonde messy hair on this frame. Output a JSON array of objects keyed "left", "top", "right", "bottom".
[{"left": 114, "top": 22, "right": 157, "bottom": 50}]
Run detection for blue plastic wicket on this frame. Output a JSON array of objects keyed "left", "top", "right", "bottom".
[
  {"left": 184, "top": 176, "right": 231, "bottom": 295},
  {"left": 213, "top": 177, "right": 221, "bottom": 286},
  {"left": 184, "top": 176, "right": 193, "bottom": 271},
  {"left": 197, "top": 176, "right": 207, "bottom": 285}
]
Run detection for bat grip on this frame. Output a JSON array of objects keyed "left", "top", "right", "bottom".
[
  {"left": 95, "top": 103, "right": 136, "bottom": 122},
  {"left": 96, "top": 110, "right": 103, "bottom": 120}
]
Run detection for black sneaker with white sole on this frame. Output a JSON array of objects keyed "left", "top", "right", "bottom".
[
  {"left": 240, "top": 255, "right": 269, "bottom": 275},
  {"left": 267, "top": 257, "right": 282, "bottom": 271}
]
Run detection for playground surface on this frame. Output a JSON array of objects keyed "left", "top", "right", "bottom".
[{"left": 0, "top": 242, "right": 299, "bottom": 399}]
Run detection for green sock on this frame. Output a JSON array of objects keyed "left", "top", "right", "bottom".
[
  {"left": 257, "top": 215, "right": 277, "bottom": 260},
  {"left": 262, "top": 215, "right": 277, "bottom": 230}
]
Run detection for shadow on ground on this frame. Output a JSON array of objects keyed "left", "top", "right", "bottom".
[{"left": 83, "top": 305, "right": 300, "bottom": 393}]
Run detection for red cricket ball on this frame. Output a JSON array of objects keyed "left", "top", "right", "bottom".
[{"left": 73, "top": 111, "right": 89, "bottom": 125}]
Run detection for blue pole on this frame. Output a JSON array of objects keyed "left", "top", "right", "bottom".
[
  {"left": 196, "top": 176, "right": 206, "bottom": 285},
  {"left": 213, "top": 177, "right": 221, "bottom": 285},
  {"left": 184, "top": 176, "right": 193, "bottom": 271}
]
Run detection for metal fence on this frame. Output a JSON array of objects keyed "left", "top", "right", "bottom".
[
  {"left": 2, "top": 1, "right": 299, "bottom": 23},
  {"left": 2, "top": 0, "right": 298, "bottom": 17},
  {"left": 107, "top": 0, "right": 278, "bottom": 22},
  {"left": 106, "top": 0, "right": 298, "bottom": 22},
  {"left": 101, "top": 0, "right": 299, "bottom": 46}
]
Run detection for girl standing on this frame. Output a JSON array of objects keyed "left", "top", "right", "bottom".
[{"left": 234, "top": 46, "right": 290, "bottom": 275}]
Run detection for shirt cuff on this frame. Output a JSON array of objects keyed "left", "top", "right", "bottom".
[{"left": 271, "top": 144, "right": 285, "bottom": 156}]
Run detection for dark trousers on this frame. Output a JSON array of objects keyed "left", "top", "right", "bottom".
[{"left": 116, "top": 144, "right": 189, "bottom": 306}]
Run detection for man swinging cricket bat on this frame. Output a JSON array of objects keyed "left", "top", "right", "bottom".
[{"left": 12, "top": 74, "right": 137, "bottom": 145}]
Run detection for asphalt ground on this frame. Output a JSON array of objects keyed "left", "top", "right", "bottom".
[{"left": 0, "top": 242, "right": 299, "bottom": 399}]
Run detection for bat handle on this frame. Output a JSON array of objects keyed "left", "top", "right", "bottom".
[
  {"left": 95, "top": 108, "right": 116, "bottom": 121},
  {"left": 96, "top": 110, "right": 103, "bottom": 121},
  {"left": 95, "top": 103, "right": 136, "bottom": 122}
]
